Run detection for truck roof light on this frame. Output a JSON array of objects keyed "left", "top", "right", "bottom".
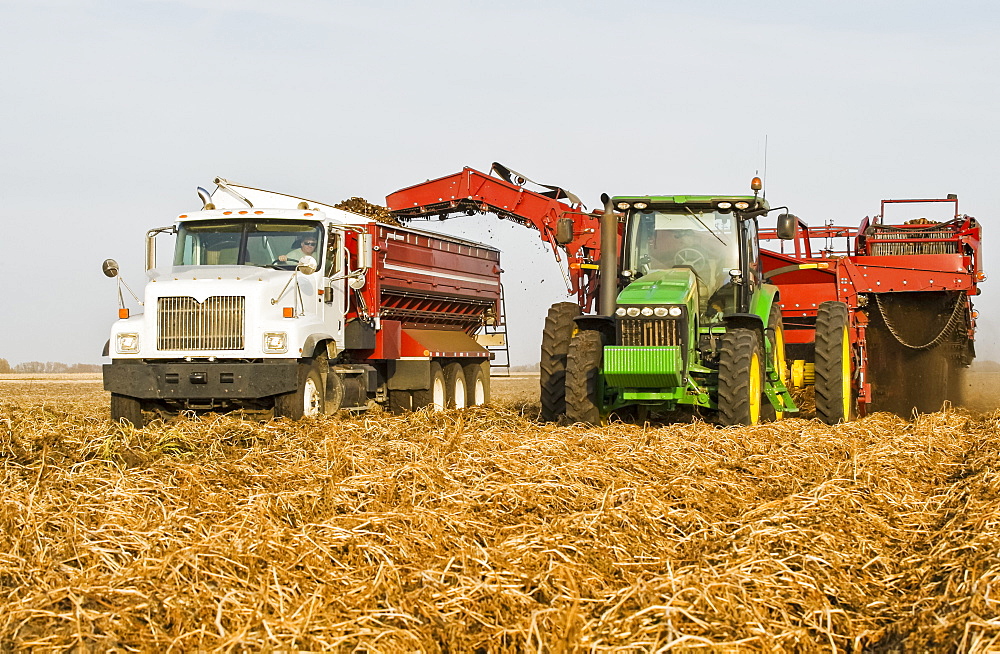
[
  {"left": 254, "top": 211, "right": 264, "bottom": 215},
  {"left": 304, "top": 212, "right": 314, "bottom": 216},
  {"left": 238, "top": 211, "right": 248, "bottom": 215},
  {"left": 223, "top": 211, "right": 232, "bottom": 215},
  {"left": 179, "top": 214, "right": 187, "bottom": 219}
]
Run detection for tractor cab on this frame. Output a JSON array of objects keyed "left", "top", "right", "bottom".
[{"left": 617, "top": 195, "right": 768, "bottom": 321}]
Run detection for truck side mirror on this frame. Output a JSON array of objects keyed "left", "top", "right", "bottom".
[
  {"left": 555, "top": 217, "right": 575, "bottom": 245},
  {"left": 776, "top": 213, "right": 798, "bottom": 240},
  {"left": 102, "top": 259, "right": 120, "bottom": 278}
]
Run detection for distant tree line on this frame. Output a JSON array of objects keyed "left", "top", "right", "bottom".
[{"left": 0, "top": 359, "right": 101, "bottom": 373}]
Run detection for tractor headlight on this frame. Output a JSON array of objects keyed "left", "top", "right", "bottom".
[
  {"left": 616, "top": 202, "right": 631, "bottom": 210},
  {"left": 263, "top": 332, "right": 288, "bottom": 353},
  {"left": 116, "top": 332, "right": 139, "bottom": 354},
  {"left": 615, "top": 307, "right": 627, "bottom": 317},
  {"left": 640, "top": 307, "right": 654, "bottom": 317},
  {"left": 633, "top": 202, "right": 648, "bottom": 209},
  {"left": 668, "top": 306, "right": 683, "bottom": 317},
  {"left": 653, "top": 307, "right": 668, "bottom": 317},
  {"left": 626, "top": 307, "right": 640, "bottom": 317},
  {"left": 735, "top": 201, "right": 750, "bottom": 210}
]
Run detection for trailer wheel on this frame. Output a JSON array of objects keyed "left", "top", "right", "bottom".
[
  {"left": 718, "top": 328, "right": 764, "bottom": 427},
  {"left": 111, "top": 393, "right": 144, "bottom": 427},
  {"left": 815, "top": 301, "right": 854, "bottom": 424},
  {"left": 565, "top": 329, "right": 604, "bottom": 425},
  {"left": 388, "top": 391, "right": 412, "bottom": 414},
  {"left": 463, "top": 361, "right": 489, "bottom": 406},
  {"left": 274, "top": 362, "right": 325, "bottom": 419},
  {"left": 413, "top": 361, "right": 446, "bottom": 412},
  {"left": 444, "top": 362, "right": 467, "bottom": 409},
  {"left": 540, "top": 302, "right": 582, "bottom": 421},
  {"left": 762, "top": 304, "right": 788, "bottom": 421}
]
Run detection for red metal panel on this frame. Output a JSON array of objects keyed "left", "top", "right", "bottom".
[{"left": 399, "top": 328, "right": 489, "bottom": 358}]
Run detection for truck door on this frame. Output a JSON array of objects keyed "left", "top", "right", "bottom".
[{"left": 323, "top": 227, "right": 347, "bottom": 345}]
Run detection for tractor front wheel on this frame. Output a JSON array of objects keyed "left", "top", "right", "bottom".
[
  {"left": 718, "top": 328, "right": 764, "bottom": 427},
  {"left": 565, "top": 329, "right": 604, "bottom": 425}
]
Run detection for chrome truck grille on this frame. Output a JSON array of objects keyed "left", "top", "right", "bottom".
[
  {"left": 618, "top": 318, "right": 682, "bottom": 347},
  {"left": 157, "top": 296, "right": 245, "bottom": 351}
]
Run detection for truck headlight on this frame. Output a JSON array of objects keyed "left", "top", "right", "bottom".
[
  {"left": 263, "top": 332, "right": 287, "bottom": 353},
  {"left": 116, "top": 333, "right": 139, "bottom": 354}
]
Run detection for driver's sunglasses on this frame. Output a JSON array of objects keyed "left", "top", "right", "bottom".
[{"left": 302, "top": 241, "right": 317, "bottom": 246}]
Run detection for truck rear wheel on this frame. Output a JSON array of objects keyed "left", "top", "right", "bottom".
[
  {"left": 540, "top": 302, "right": 582, "bottom": 421},
  {"left": 413, "top": 361, "right": 446, "bottom": 412},
  {"left": 565, "top": 329, "right": 604, "bottom": 425},
  {"left": 463, "top": 361, "right": 489, "bottom": 406},
  {"left": 444, "top": 362, "right": 467, "bottom": 409},
  {"left": 815, "top": 301, "right": 854, "bottom": 424},
  {"left": 274, "top": 362, "right": 325, "bottom": 419},
  {"left": 111, "top": 393, "right": 144, "bottom": 427},
  {"left": 718, "top": 328, "right": 764, "bottom": 427}
]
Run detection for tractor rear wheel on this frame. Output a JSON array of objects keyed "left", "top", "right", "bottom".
[
  {"left": 540, "top": 302, "right": 582, "bottom": 421},
  {"left": 565, "top": 329, "right": 604, "bottom": 425},
  {"left": 815, "top": 301, "right": 854, "bottom": 424},
  {"left": 718, "top": 328, "right": 764, "bottom": 427}
]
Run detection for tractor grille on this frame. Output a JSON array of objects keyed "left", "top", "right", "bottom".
[
  {"left": 618, "top": 318, "right": 682, "bottom": 347},
  {"left": 157, "top": 296, "right": 245, "bottom": 351}
]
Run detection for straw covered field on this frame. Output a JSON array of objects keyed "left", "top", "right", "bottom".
[{"left": 2, "top": 375, "right": 1000, "bottom": 652}]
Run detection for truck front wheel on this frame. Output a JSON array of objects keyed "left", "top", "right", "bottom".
[
  {"left": 565, "top": 329, "right": 604, "bottom": 425},
  {"left": 111, "top": 393, "right": 144, "bottom": 427},
  {"left": 274, "top": 362, "right": 325, "bottom": 419},
  {"left": 718, "top": 328, "right": 764, "bottom": 427}
]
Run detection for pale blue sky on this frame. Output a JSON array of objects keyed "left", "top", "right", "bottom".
[{"left": 2, "top": 0, "right": 998, "bottom": 365}]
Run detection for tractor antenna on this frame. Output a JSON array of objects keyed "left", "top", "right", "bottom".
[{"left": 762, "top": 134, "right": 768, "bottom": 200}]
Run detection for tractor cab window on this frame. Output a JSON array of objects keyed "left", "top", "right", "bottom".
[
  {"left": 174, "top": 220, "right": 324, "bottom": 270},
  {"left": 627, "top": 209, "right": 739, "bottom": 318}
]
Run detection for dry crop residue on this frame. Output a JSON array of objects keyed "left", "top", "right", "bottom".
[{"left": 1, "top": 381, "right": 999, "bottom": 652}]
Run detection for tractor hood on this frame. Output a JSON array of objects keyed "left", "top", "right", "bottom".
[{"left": 617, "top": 268, "right": 697, "bottom": 306}]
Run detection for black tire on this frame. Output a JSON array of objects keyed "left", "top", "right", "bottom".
[
  {"left": 540, "top": 302, "right": 582, "bottom": 422},
  {"left": 761, "top": 303, "right": 787, "bottom": 422},
  {"left": 274, "top": 361, "right": 325, "bottom": 419},
  {"left": 565, "top": 329, "right": 604, "bottom": 425},
  {"left": 718, "top": 328, "right": 765, "bottom": 427},
  {"left": 111, "top": 393, "right": 144, "bottom": 427},
  {"left": 443, "top": 362, "right": 467, "bottom": 409},
  {"left": 463, "top": 361, "right": 490, "bottom": 406},
  {"left": 413, "top": 361, "right": 446, "bottom": 412},
  {"left": 815, "top": 301, "right": 854, "bottom": 424},
  {"left": 388, "top": 390, "right": 412, "bottom": 414},
  {"left": 325, "top": 371, "right": 345, "bottom": 414}
]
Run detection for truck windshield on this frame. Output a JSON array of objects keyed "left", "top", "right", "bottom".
[
  {"left": 627, "top": 209, "right": 740, "bottom": 317},
  {"left": 174, "top": 220, "right": 323, "bottom": 270}
]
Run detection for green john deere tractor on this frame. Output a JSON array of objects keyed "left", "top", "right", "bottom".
[{"left": 540, "top": 181, "right": 799, "bottom": 426}]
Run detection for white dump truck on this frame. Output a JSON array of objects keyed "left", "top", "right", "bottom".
[{"left": 102, "top": 179, "right": 501, "bottom": 426}]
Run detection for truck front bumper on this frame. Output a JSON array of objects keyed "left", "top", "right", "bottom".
[{"left": 103, "top": 360, "right": 299, "bottom": 399}]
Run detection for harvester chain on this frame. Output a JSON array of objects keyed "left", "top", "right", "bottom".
[{"left": 874, "top": 293, "right": 966, "bottom": 351}]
